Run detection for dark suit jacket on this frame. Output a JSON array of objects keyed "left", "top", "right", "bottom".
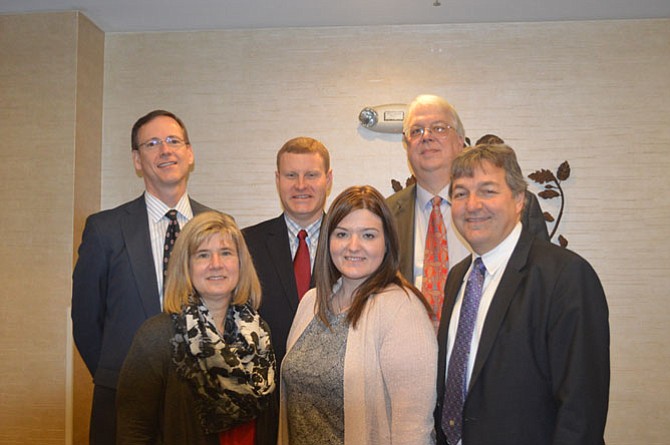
[
  {"left": 71, "top": 194, "right": 211, "bottom": 389},
  {"left": 387, "top": 183, "right": 549, "bottom": 282},
  {"left": 435, "top": 228, "right": 610, "bottom": 445},
  {"left": 242, "top": 214, "right": 306, "bottom": 371}
]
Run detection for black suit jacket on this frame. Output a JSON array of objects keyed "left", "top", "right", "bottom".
[
  {"left": 243, "top": 214, "right": 319, "bottom": 371},
  {"left": 71, "top": 194, "right": 211, "bottom": 389},
  {"left": 387, "top": 183, "right": 549, "bottom": 282},
  {"left": 435, "top": 229, "right": 610, "bottom": 445}
]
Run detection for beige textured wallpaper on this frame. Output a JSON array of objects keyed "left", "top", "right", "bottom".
[
  {"left": 0, "top": 11, "right": 103, "bottom": 445},
  {"left": 72, "top": 13, "right": 104, "bottom": 445},
  {"left": 1, "top": 12, "right": 668, "bottom": 444},
  {"left": 102, "top": 20, "right": 670, "bottom": 444}
]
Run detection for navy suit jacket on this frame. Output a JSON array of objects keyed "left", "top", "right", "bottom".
[
  {"left": 387, "top": 183, "right": 549, "bottom": 282},
  {"left": 71, "top": 194, "right": 211, "bottom": 389},
  {"left": 435, "top": 228, "right": 610, "bottom": 445},
  {"left": 243, "top": 214, "right": 310, "bottom": 372}
]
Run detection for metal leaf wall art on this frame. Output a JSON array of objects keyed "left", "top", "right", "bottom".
[
  {"left": 527, "top": 161, "right": 570, "bottom": 247},
  {"left": 390, "top": 134, "right": 571, "bottom": 247}
]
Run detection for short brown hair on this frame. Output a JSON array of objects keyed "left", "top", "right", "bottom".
[
  {"left": 131, "top": 109, "right": 190, "bottom": 151},
  {"left": 276, "top": 136, "right": 330, "bottom": 172},
  {"left": 450, "top": 143, "right": 528, "bottom": 198},
  {"left": 163, "top": 211, "right": 261, "bottom": 313}
]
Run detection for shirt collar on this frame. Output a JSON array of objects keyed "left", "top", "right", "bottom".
[
  {"left": 284, "top": 213, "right": 323, "bottom": 241},
  {"left": 416, "top": 182, "right": 451, "bottom": 210},
  {"left": 145, "top": 191, "right": 193, "bottom": 223},
  {"left": 477, "top": 221, "right": 522, "bottom": 276}
]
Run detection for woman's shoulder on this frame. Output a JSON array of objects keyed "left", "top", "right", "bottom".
[
  {"left": 373, "top": 284, "right": 424, "bottom": 310},
  {"left": 301, "top": 287, "right": 318, "bottom": 304},
  {"left": 365, "top": 284, "right": 434, "bottom": 338},
  {"left": 376, "top": 283, "right": 417, "bottom": 299},
  {"left": 124, "top": 313, "right": 175, "bottom": 362},
  {"left": 137, "top": 312, "right": 175, "bottom": 338}
]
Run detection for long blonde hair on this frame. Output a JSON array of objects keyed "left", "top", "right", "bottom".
[{"left": 163, "top": 211, "right": 261, "bottom": 313}]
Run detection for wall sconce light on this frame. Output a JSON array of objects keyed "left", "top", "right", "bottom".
[{"left": 358, "top": 103, "right": 406, "bottom": 134}]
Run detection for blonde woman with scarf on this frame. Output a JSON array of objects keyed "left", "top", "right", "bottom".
[{"left": 117, "top": 211, "right": 276, "bottom": 445}]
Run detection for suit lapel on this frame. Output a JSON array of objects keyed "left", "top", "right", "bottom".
[
  {"left": 267, "top": 215, "right": 300, "bottom": 313},
  {"left": 391, "top": 185, "right": 416, "bottom": 282},
  {"left": 189, "top": 198, "right": 210, "bottom": 215},
  {"left": 468, "top": 230, "right": 533, "bottom": 391},
  {"left": 122, "top": 195, "right": 161, "bottom": 317},
  {"left": 437, "top": 258, "right": 471, "bottom": 399}
]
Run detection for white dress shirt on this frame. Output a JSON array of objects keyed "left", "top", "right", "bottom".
[
  {"left": 445, "top": 222, "right": 522, "bottom": 390},
  {"left": 145, "top": 191, "right": 193, "bottom": 305},
  {"left": 284, "top": 214, "right": 322, "bottom": 271}
]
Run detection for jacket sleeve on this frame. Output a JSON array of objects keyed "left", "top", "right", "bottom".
[
  {"left": 549, "top": 257, "right": 610, "bottom": 444},
  {"left": 71, "top": 216, "right": 107, "bottom": 376}
]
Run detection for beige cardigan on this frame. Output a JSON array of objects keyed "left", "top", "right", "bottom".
[{"left": 278, "top": 283, "right": 437, "bottom": 445}]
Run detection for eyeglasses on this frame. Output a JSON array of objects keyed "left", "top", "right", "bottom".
[
  {"left": 137, "top": 136, "right": 188, "bottom": 151},
  {"left": 404, "top": 123, "right": 453, "bottom": 141}
]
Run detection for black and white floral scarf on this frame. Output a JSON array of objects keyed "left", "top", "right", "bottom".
[{"left": 171, "top": 299, "right": 276, "bottom": 434}]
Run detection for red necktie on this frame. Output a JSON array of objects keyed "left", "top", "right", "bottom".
[
  {"left": 422, "top": 196, "right": 449, "bottom": 326},
  {"left": 293, "top": 230, "right": 311, "bottom": 300}
]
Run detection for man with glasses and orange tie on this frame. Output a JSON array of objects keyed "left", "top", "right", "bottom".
[
  {"left": 72, "top": 110, "right": 212, "bottom": 445},
  {"left": 387, "top": 94, "right": 548, "bottom": 328}
]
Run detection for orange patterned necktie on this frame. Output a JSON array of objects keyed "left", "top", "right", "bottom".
[{"left": 422, "top": 196, "right": 449, "bottom": 326}]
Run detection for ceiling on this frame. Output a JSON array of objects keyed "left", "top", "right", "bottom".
[{"left": 1, "top": 0, "right": 669, "bottom": 32}]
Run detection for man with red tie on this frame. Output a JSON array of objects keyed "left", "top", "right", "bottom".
[{"left": 243, "top": 137, "right": 333, "bottom": 380}]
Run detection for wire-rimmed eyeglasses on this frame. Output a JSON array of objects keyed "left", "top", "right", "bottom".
[
  {"left": 404, "top": 123, "right": 453, "bottom": 141},
  {"left": 136, "top": 136, "right": 188, "bottom": 151}
]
